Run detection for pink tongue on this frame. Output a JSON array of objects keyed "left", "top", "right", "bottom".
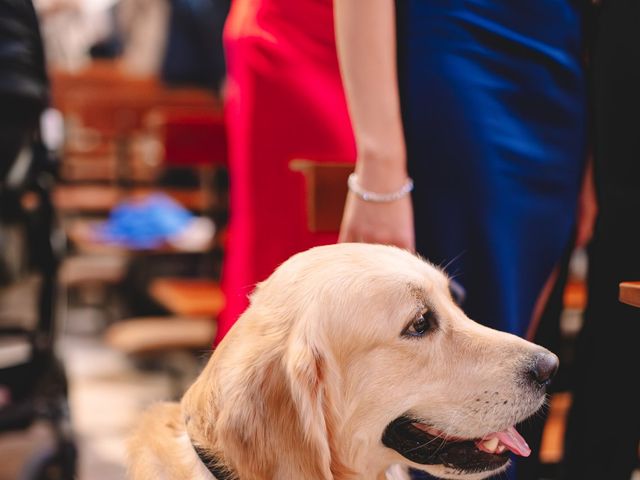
[{"left": 494, "top": 426, "right": 531, "bottom": 457}]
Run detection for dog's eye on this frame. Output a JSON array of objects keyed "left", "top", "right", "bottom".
[{"left": 403, "top": 311, "right": 436, "bottom": 338}]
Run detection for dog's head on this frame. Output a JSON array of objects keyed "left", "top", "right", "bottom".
[{"left": 182, "top": 243, "right": 557, "bottom": 480}]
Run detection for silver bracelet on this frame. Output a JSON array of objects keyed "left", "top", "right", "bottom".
[{"left": 347, "top": 173, "right": 414, "bottom": 203}]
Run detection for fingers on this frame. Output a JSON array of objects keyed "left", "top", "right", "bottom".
[{"left": 339, "top": 193, "right": 415, "bottom": 250}]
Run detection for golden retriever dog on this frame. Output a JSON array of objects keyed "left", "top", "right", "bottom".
[{"left": 128, "top": 243, "right": 558, "bottom": 480}]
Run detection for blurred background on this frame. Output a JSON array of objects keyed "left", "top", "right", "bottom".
[
  {"left": 1, "top": 0, "right": 229, "bottom": 478},
  {"left": 0, "top": 0, "right": 638, "bottom": 479}
]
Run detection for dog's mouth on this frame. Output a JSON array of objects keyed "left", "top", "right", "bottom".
[{"left": 382, "top": 416, "right": 531, "bottom": 475}]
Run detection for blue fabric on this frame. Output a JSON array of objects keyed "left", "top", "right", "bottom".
[
  {"left": 96, "top": 193, "right": 194, "bottom": 249},
  {"left": 397, "top": 2, "right": 586, "bottom": 478},
  {"left": 397, "top": 0, "right": 586, "bottom": 336}
]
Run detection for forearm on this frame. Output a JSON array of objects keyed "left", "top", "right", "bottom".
[{"left": 334, "top": 0, "right": 407, "bottom": 191}]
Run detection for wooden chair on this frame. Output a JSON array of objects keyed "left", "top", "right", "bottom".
[
  {"left": 289, "top": 160, "right": 353, "bottom": 232},
  {"left": 146, "top": 108, "right": 227, "bottom": 168},
  {"left": 148, "top": 278, "right": 225, "bottom": 318},
  {"left": 104, "top": 316, "right": 216, "bottom": 398},
  {"left": 50, "top": 60, "right": 159, "bottom": 113},
  {"left": 619, "top": 281, "right": 640, "bottom": 307},
  {"left": 143, "top": 107, "right": 229, "bottom": 214},
  {"left": 58, "top": 254, "right": 128, "bottom": 288},
  {"left": 55, "top": 62, "right": 220, "bottom": 184},
  {"left": 54, "top": 185, "right": 210, "bottom": 214},
  {"left": 105, "top": 316, "right": 216, "bottom": 355}
]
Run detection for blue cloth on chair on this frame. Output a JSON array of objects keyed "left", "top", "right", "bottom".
[{"left": 96, "top": 194, "right": 194, "bottom": 249}]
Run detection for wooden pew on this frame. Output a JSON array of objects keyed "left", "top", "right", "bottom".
[
  {"left": 50, "top": 60, "right": 159, "bottom": 113},
  {"left": 289, "top": 160, "right": 353, "bottom": 232},
  {"left": 619, "top": 281, "right": 640, "bottom": 307},
  {"left": 62, "top": 87, "right": 218, "bottom": 139},
  {"left": 53, "top": 61, "right": 221, "bottom": 184},
  {"left": 105, "top": 317, "right": 216, "bottom": 355},
  {"left": 103, "top": 279, "right": 222, "bottom": 360},
  {"left": 104, "top": 316, "right": 215, "bottom": 399},
  {"left": 145, "top": 108, "right": 227, "bottom": 168},
  {"left": 54, "top": 185, "right": 210, "bottom": 214},
  {"left": 149, "top": 278, "right": 225, "bottom": 318}
]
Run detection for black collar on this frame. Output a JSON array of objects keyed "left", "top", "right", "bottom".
[{"left": 192, "top": 444, "right": 236, "bottom": 480}]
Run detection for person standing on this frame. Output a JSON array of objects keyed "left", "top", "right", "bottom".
[
  {"left": 562, "top": 1, "right": 640, "bottom": 478},
  {"left": 334, "top": 1, "right": 590, "bottom": 478},
  {"left": 215, "top": 0, "right": 356, "bottom": 344},
  {"left": 0, "top": 0, "right": 48, "bottom": 181}
]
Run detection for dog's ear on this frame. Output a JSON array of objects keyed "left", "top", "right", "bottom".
[
  {"left": 284, "top": 315, "right": 355, "bottom": 480},
  {"left": 285, "top": 320, "right": 340, "bottom": 480},
  {"left": 188, "top": 301, "right": 350, "bottom": 479}
]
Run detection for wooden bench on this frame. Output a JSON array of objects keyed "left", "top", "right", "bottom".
[
  {"left": 290, "top": 160, "right": 353, "bottom": 232},
  {"left": 50, "top": 60, "right": 160, "bottom": 113},
  {"left": 54, "top": 185, "right": 210, "bottom": 214},
  {"left": 58, "top": 255, "right": 128, "bottom": 288},
  {"left": 62, "top": 87, "right": 218, "bottom": 139},
  {"left": 105, "top": 316, "right": 216, "bottom": 355},
  {"left": 619, "top": 281, "right": 640, "bottom": 308},
  {"left": 54, "top": 63, "right": 221, "bottom": 184},
  {"left": 149, "top": 278, "right": 225, "bottom": 318},
  {"left": 104, "top": 316, "right": 216, "bottom": 398},
  {"left": 146, "top": 108, "right": 227, "bottom": 168}
]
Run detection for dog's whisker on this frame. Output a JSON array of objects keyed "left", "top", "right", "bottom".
[
  {"left": 403, "top": 430, "right": 450, "bottom": 454},
  {"left": 438, "top": 250, "right": 467, "bottom": 275},
  {"left": 432, "top": 437, "right": 450, "bottom": 457}
]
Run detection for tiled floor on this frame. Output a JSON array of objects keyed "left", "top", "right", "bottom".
[
  {"left": 61, "top": 334, "right": 172, "bottom": 480},
  {"left": 0, "top": 301, "right": 184, "bottom": 480}
]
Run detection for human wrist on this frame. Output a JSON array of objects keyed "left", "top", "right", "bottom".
[
  {"left": 357, "top": 141, "right": 406, "bottom": 167},
  {"left": 348, "top": 173, "right": 413, "bottom": 203},
  {"left": 355, "top": 144, "right": 407, "bottom": 190},
  {"left": 355, "top": 159, "right": 408, "bottom": 195}
]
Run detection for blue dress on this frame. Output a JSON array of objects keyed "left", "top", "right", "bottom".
[
  {"left": 397, "top": 1, "right": 586, "bottom": 478},
  {"left": 398, "top": 0, "right": 586, "bottom": 337}
]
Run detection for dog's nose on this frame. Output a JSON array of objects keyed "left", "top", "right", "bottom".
[{"left": 529, "top": 351, "right": 559, "bottom": 386}]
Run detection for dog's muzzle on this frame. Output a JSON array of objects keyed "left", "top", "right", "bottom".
[{"left": 382, "top": 416, "right": 526, "bottom": 475}]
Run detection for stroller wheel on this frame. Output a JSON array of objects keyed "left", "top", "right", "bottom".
[{"left": 19, "top": 440, "right": 77, "bottom": 480}]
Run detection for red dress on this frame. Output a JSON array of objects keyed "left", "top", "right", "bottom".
[{"left": 216, "top": 0, "right": 355, "bottom": 344}]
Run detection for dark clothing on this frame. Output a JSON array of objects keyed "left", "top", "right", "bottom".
[
  {"left": 562, "top": 1, "right": 640, "bottom": 479},
  {"left": 397, "top": 0, "right": 587, "bottom": 342},
  {"left": 0, "top": 0, "right": 48, "bottom": 111},
  {"left": 161, "top": 0, "right": 229, "bottom": 91},
  {"left": 0, "top": 0, "right": 47, "bottom": 179},
  {"left": 400, "top": 1, "right": 589, "bottom": 479}
]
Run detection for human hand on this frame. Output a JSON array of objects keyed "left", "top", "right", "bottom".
[{"left": 339, "top": 190, "right": 415, "bottom": 251}]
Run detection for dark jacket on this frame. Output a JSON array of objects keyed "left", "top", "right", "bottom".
[
  {"left": 0, "top": 0, "right": 48, "bottom": 123},
  {"left": 161, "top": 0, "right": 229, "bottom": 92}
]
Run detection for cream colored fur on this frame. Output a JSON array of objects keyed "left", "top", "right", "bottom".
[{"left": 128, "top": 243, "right": 551, "bottom": 480}]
